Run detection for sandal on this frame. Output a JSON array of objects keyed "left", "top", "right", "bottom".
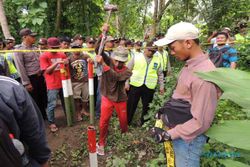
[{"left": 49, "top": 124, "right": 58, "bottom": 132}]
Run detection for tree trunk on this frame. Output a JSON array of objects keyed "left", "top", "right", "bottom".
[
  {"left": 55, "top": 0, "right": 61, "bottom": 34},
  {"left": 84, "top": 0, "right": 90, "bottom": 35},
  {"left": 116, "top": 15, "right": 119, "bottom": 37},
  {"left": 142, "top": 0, "right": 149, "bottom": 38},
  {"left": 0, "top": 0, "right": 11, "bottom": 38},
  {"left": 152, "top": 0, "right": 173, "bottom": 37},
  {"left": 152, "top": 0, "right": 159, "bottom": 37}
]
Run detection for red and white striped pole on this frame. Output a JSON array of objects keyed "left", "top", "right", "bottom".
[
  {"left": 60, "top": 63, "right": 75, "bottom": 126},
  {"left": 87, "top": 62, "right": 98, "bottom": 166}
]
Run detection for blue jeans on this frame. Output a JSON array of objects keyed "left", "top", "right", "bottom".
[
  {"left": 47, "top": 89, "right": 64, "bottom": 124},
  {"left": 172, "top": 134, "right": 207, "bottom": 167},
  {"left": 95, "top": 81, "right": 101, "bottom": 118}
]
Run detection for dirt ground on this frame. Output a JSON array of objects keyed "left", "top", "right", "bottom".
[{"left": 45, "top": 104, "right": 93, "bottom": 166}]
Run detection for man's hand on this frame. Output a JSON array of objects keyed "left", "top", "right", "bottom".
[
  {"left": 95, "top": 55, "right": 103, "bottom": 64},
  {"left": 151, "top": 127, "right": 171, "bottom": 143},
  {"left": 125, "top": 83, "right": 130, "bottom": 91},
  {"left": 159, "top": 88, "right": 165, "bottom": 95},
  {"left": 63, "top": 58, "right": 69, "bottom": 64},
  {"left": 87, "top": 58, "right": 94, "bottom": 64},
  {"left": 25, "top": 84, "right": 33, "bottom": 92}
]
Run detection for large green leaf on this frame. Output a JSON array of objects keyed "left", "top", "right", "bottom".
[
  {"left": 206, "top": 120, "right": 250, "bottom": 150},
  {"left": 218, "top": 159, "right": 249, "bottom": 167},
  {"left": 196, "top": 68, "right": 250, "bottom": 110}
]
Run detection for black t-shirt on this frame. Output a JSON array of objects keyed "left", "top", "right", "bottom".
[{"left": 69, "top": 54, "right": 88, "bottom": 82}]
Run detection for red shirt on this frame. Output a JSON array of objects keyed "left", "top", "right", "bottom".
[{"left": 40, "top": 52, "right": 67, "bottom": 90}]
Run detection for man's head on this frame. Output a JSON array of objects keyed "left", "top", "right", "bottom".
[
  {"left": 239, "top": 22, "right": 248, "bottom": 33},
  {"left": 216, "top": 32, "right": 228, "bottom": 46},
  {"left": 126, "top": 40, "right": 133, "bottom": 48},
  {"left": 59, "top": 36, "right": 71, "bottom": 49},
  {"left": 144, "top": 41, "right": 157, "bottom": 58},
  {"left": 38, "top": 38, "right": 47, "bottom": 50},
  {"left": 119, "top": 38, "right": 126, "bottom": 47},
  {"left": 5, "top": 37, "right": 15, "bottom": 50},
  {"left": 47, "top": 37, "right": 60, "bottom": 50},
  {"left": 73, "top": 34, "right": 84, "bottom": 46},
  {"left": 71, "top": 42, "right": 82, "bottom": 56},
  {"left": 134, "top": 41, "right": 142, "bottom": 51},
  {"left": 113, "top": 38, "right": 120, "bottom": 48},
  {"left": 105, "top": 36, "right": 115, "bottom": 49},
  {"left": 86, "top": 37, "right": 96, "bottom": 48},
  {"left": 154, "top": 22, "right": 200, "bottom": 61},
  {"left": 19, "top": 28, "right": 37, "bottom": 45},
  {"left": 222, "top": 27, "right": 231, "bottom": 34},
  {"left": 111, "top": 46, "right": 128, "bottom": 69}
]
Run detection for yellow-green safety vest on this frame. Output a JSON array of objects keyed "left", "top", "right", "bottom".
[
  {"left": 4, "top": 53, "right": 19, "bottom": 79},
  {"left": 157, "top": 50, "right": 168, "bottom": 71},
  {"left": 130, "top": 53, "right": 160, "bottom": 89},
  {"left": 126, "top": 50, "right": 136, "bottom": 64},
  {"left": 235, "top": 34, "right": 245, "bottom": 42}
]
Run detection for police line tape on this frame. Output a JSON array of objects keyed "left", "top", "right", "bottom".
[
  {"left": 0, "top": 40, "right": 249, "bottom": 53},
  {"left": 155, "top": 119, "right": 175, "bottom": 167}
]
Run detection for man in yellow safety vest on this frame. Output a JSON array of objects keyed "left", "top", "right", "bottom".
[{"left": 126, "top": 41, "right": 165, "bottom": 126}]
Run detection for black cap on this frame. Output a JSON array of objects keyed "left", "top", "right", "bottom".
[
  {"left": 19, "top": 28, "right": 37, "bottom": 37},
  {"left": 71, "top": 42, "right": 82, "bottom": 48},
  {"left": 239, "top": 22, "right": 247, "bottom": 29}
]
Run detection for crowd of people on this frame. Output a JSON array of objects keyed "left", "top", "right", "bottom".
[{"left": 0, "top": 21, "right": 249, "bottom": 166}]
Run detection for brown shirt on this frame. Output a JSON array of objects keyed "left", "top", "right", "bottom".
[
  {"left": 100, "top": 54, "right": 132, "bottom": 102},
  {"left": 168, "top": 54, "right": 221, "bottom": 142},
  {"left": 14, "top": 43, "right": 40, "bottom": 85}
]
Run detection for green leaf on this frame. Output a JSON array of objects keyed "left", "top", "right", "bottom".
[
  {"left": 206, "top": 120, "right": 250, "bottom": 150},
  {"left": 196, "top": 68, "right": 250, "bottom": 110},
  {"left": 39, "top": 2, "right": 48, "bottom": 9},
  {"left": 32, "top": 18, "right": 44, "bottom": 25},
  {"left": 36, "top": 18, "right": 44, "bottom": 25},
  {"left": 218, "top": 159, "right": 249, "bottom": 167}
]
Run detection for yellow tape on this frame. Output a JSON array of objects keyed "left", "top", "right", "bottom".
[
  {"left": 155, "top": 119, "right": 175, "bottom": 167},
  {"left": 0, "top": 40, "right": 249, "bottom": 53}
]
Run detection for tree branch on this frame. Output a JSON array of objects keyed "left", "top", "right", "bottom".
[{"left": 157, "top": 0, "right": 173, "bottom": 21}]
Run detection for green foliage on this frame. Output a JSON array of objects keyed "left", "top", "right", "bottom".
[
  {"left": 197, "top": 68, "right": 250, "bottom": 113},
  {"left": 12, "top": 0, "right": 48, "bottom": 31},
  {"left": 109, "top": 0, "right": 151, "bottom": 38},
  {"left": 234, "top": 42, "right": 250, "bottom": 72},
  {"left": 218, "top": 159, "right": 250, "bottom": 167},
  {"left": 204, "top": 0, "right": 250, "bottom": 32},
  {"left": 206, "top": 120, "right": 250, "bottom": 150},
  {"left": 3, "top": 0, "right": 104, "bottom": 39}
]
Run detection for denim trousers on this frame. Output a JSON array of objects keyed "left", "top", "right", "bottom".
[
  {"left": 172, "top": 134, "right": 207, "bottom": 167},
  {"left": 95, "top": 81, "right": 101, "bottom": 118},
  {"left": 47, "top": 89, "right": 64, "bottom": 124}
]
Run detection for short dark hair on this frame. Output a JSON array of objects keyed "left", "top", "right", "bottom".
[
  {"left": 216, "top": 32, "right": 229, "bottom": 39},
  {"left": 59, "top": 36, "right": 71, "bottom": 43},
  {"left": 146, "top": 41, "right": 157, "bottom": 53}
]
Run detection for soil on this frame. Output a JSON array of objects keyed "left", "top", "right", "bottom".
[{"left": 45, "top": 105, "right": 93, "bottom": 166}]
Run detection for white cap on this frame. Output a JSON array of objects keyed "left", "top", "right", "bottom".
[{"left": 154, "top": 22, "right": 199, "bottom": 46}]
